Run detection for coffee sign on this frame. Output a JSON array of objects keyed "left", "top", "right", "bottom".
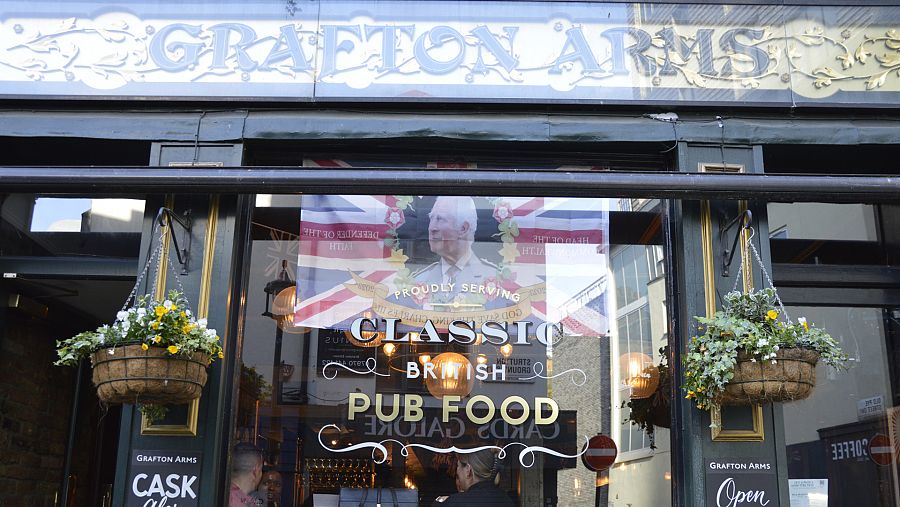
[
  {"left": 127, "top": 450, "right": 202, "bottom": 507},
  {"left": 706, "top": 459, "right": 777, "bottom": 507}
]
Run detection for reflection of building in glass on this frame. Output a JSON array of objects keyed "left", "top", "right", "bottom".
[
  {"left": 608, "top": 243, "right": 671, "bottom": 506},
  {"left": 553, "top": 240, "right": 670, "bottom": 507}
]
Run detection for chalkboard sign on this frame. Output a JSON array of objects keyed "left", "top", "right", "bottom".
[
  {"left": 127, "top": 450, "right": 202, "bottom": 507},
  {"left": 705, "top": 458, "right": 777, "bottom": 507}
]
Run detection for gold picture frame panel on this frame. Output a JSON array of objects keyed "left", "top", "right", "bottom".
[
  {"left": 140, "top": 399, "right": 201, "bottom": 436},
  {"left": 698, "top": 162, "right": 765, "bottom": 442},
  {"left": 140, "top": 195, "right": 219, "bottom": 436}
]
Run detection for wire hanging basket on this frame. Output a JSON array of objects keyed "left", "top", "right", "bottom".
[
  {"left": 718, "top": 227, "right": 819, "bottom": 406},
  {"left": 720, "top": 348, "right": 819, "bottom": 405},
  {"left": 88, "top": 210, "right": 211, "bottom": 405},
  {"left": 91, "top": 345, "right": 209, "bottom": 404},
  {"left": 682, "top": 214, "right": 848, "bottom": 411}
]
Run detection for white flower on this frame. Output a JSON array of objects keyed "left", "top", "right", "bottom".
[
  {"left": 773, "top": 345, "right": 779, "bottom": 351},
  {"left": 205, "top": 329, "right": 216, "bottom": 338},
  {"left": 163, "top": 300, "right": 173, "bottom": 309},
  {"left": 137, "top": 308, "right": 147, "bottom": 317},
  {"left": 198, "top": 318, "right": 208, "bottom": 327},
  {"left": 116, "top": 311, "right": 128, "bottom": 321},
  {"left": 122, "top": 321, "right": 130, "bottom": 331},
  {"left": 750, "top": 358, "right": 756, "bottom": 363},
  {"left": 185, "top": 309, "right": 191, "bottom": 317},
  {"left": 99, "top": 335, "right": 105, "bottom": 344},
  {"left": 756, "top": 338, "right": 768, "bottom": 347}
]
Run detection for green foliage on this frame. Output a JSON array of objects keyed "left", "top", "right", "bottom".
[
  {"left": 55, "top": 289, "right": 224, "bottom": 367},
  {"left": 139, "top": 403, "right": 168, "bottom": 424},
  {"left": 682, "top": 288, "right": 848, "bottom": 410}
]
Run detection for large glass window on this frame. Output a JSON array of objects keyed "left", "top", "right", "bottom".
[
  {"left": 232, "top": 193, "right": 671, "bottom": 507},
  {"left": 771, "top": 200, "right": 900, "bottom": 507},
  {"left": 781, "top": 305, "right": 899, "bottom": 507}
]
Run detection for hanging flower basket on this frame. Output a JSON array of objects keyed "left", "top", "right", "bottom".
[
  {"left": 720, "top": 347, "right": 819, "bottom": 405},
  {"left": 91, "top": 344, "right": 210, "bottom": 405},
  {"left": 55, "top": 216, "right": 223, "bottom": 413},
  {"left": 683, "top": 289, "right": 848, "bottom": 411},
  {"left": 682, "top": 225, "right": 847, "bottom": 411},
  {"left": 55, "top": 289, "right": 223, "bottom": 407}
]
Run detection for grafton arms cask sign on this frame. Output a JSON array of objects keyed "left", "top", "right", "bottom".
[{"left": 4, "top": 1, "right": 898, "bottom": 106}]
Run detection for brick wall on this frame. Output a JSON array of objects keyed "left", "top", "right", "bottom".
[{"left": 0, "top": 312, "right": 77, "bottom": 507}]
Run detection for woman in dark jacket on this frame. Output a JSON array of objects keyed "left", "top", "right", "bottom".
[{"left": 432, "top": 448, "right": 513, "bottom": 507}]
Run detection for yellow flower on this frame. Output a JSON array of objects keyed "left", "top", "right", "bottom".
[
  {"left": 218, "top": 351, "right": 224, "bottom": 359},
  {"left": 499, "top": 242, "right": 519, "bottom": 263},
  {"left": 141, "top": 343, "right": 149, "bottom": 351},
  {"left": 180, "top": 311, "right": 187, "bottom": 319},
  {"left": 388, "top": 248, "right": 409, "bottom": 266},
  {"left": 155, "top": 305, "right": 167, "bottom": 317},
  {"left": 167, "top": 345, "right": 179, "bottom": 354},
  {"left": 151, "top": 321, "right": 160, "bottom": 330},
  {"left": 153, "top": 335, "right": 162, "bottom": 343},
  {"left": 767, "top": 310, "right": 778, "bottom": 320},
  {"left": 182, "top": 324, "right": 194, "bottom": 334}
]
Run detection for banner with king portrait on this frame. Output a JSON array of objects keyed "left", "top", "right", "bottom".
[{"left": 294, "top": 195, "right": 609, "bottom": 339}]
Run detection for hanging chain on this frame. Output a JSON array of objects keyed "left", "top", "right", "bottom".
[
  {"left": 747, "top": 233, "right": 790, "bottom": 323},
  {"left": 727, "top": 225, "right": 791, "bottom": 323},
  {"left": 120, "top": 220, "right": 164, "bottom": 313},
  {"left": 119, "top": 215, "right": 193, "bottom": 314},
  {"left": 150, "top": 223, "right": 166, "bottom": 303}
]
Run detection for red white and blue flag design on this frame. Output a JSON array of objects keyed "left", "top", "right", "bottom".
[{"left": 294, "top": 162, "right": 609, "bottom": 336}]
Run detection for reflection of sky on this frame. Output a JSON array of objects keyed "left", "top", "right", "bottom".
[{"left": 31, "top": 198, "right": 90, "bottom": 231}]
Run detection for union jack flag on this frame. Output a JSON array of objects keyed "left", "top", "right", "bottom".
[{"left": 294, "top": 161, "right": 609, "bottom": 336}]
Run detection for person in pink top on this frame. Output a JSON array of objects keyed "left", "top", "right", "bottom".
[{"left": 229, "top": 444, "right": 264, "bottom": 506}]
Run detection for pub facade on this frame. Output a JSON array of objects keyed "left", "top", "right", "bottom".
[{"left": 1, "top": 1, "right": 899, "bottom": 506}]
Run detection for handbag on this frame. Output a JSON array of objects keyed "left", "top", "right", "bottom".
[{"left": 338, "top": 487, "right": 418, "bottom": 507}]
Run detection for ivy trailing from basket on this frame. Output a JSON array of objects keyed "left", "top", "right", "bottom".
[{"left": 682, "top": 288, "right": 848, "bottom": 411}]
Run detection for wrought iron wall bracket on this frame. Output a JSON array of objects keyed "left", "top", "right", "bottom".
[
  {"left": 155, "top": 207, "right": 192, "bottom": 274},
  {"left": 720, "top": 209, "right": 752, "bottom": 278}
]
